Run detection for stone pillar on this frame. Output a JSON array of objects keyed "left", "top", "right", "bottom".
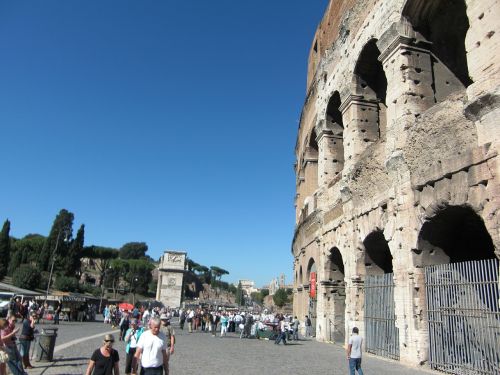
[
  {"left": 340, "top": 95, "right": 380, "bottom": 173},
  {"left": 345, "top": 276, "right": 365, "bottom": 337},
  {"left": 317, "top": 119, "right": 344, "bottom": 187},
  {"left": 465, "top": 0, "right": 500, "bottom": 146},
  {"left": 377, "top": 23, "right": 436, "bottom": 158}
]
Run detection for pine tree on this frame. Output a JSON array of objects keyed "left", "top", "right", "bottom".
[
  {"left": 64, "top": 224, "right": 84, "bottom": 276},
  {"left": 0, "top": 219, "right": 11, "bottom": 280},
  {"left": 39, "top": 209, "right": 74, "bottom": 272}
]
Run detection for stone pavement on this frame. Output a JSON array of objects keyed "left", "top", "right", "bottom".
[{"left": 23, "top": 320, "right": 439, "bottom": 375}]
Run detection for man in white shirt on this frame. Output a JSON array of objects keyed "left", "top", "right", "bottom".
[
  {"left": 347, "top": 327, "right": 364, "bottom": 375},
  {"left": 133, "top": 318, "right": 169, "bottom": 375}
]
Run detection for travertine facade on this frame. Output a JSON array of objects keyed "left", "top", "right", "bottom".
[
  {"left": 292, "top": 0, "right": 499, "bottom": 368},
  {"left": 156, "top": 250, "right": 186, "bottom": 308}
]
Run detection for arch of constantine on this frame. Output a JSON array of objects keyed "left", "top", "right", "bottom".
[{"left": 292, "top": 0, "right": 499, "bottom": 373}]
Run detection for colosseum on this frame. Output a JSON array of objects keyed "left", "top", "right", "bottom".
[{"left": 292, "top": 1, "right": 499, "bottom": 373}]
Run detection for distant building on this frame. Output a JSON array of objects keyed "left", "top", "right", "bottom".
[{"left": 238, "top": 279, "right": 257, "bottom": 296}]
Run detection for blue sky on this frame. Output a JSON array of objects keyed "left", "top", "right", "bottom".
[{"left": 0, "top": 1, "right": 328, "bottom": 287}]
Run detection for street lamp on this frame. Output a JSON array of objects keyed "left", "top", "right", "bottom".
[
  {"left": 132, "top": 276, "right": 139, "bottom": 306},
  {"left": 45, "top": 228, "right": 69, "bottom": 301}
]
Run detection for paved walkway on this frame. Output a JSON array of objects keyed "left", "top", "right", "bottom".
[{"left": 23, "top": 320, "right": 438, "bottom": 375}]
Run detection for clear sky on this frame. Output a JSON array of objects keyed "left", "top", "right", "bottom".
[{"left": 0, "top": 1, "right": 328, "bottom": 287}]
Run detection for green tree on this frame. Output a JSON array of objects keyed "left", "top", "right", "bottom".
[
  {"left": 12, "top": 264, "right": 41, "bottom": 290},
  {"left": 235, "top": 281, "right": 243, "bottom": 306},
  {"left": 261, "top": 288, "right": 270, "bottom": 298},
  {"left": 8, "top": 235, "right": 46, "bottom": 275},
  {"left": 64, "top": 224, "right": 85, "bottom": 276},
  {"left": 53, "top": 275, "right": 79, "bottom": 292},
  {"left": 251, "top": 291, "right": 264, "bottom": 304},
  {"left": 85, "top": 246, "right": 119, "bottom": 286},
  {"left": 124, "top": 259, "right": 154, "bottom": 295},
  {"left": 0, "top": 219, "right": 11, "bottom": 280},
  {"left": 119, "top": 242, "right": 148, "bottom": 259},
  {"left": 273, "top": 288, "right": 289, "bottom": 308},
  {"left": 40, "top": 209, "right": 74, "bottom": 272}
]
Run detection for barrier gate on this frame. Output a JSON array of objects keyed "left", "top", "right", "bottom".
[
  {"left": 425, "top": 259, "right": 500, "bottom": 375},
  {"left": 364, "top": 273, "right": 400, "bottom": 360}
]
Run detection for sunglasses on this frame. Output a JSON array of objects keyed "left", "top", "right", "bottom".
[{"left": 104, "top": 340, "right": 114, "bottom": 343}]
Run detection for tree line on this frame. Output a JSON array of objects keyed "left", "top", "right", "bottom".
[{"left": 0, "top": 209, "right": 155, "bottom": 297}]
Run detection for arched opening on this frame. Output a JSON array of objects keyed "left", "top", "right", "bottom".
[
  {"left": 417, "top": 205, "right": 499, "bottom": 373},
  {"left": 403, "top": 0, "right": 472, "bottom": 89},
  {"left": 299, "top": 266, "right": 303, "bottom": 285},
  {"left": 306, "top": 258, "right": 318, "bottom": 337},
  {"left": 354, "top": 39, "right": 387, "bottom": 140},
  {"left": 308, "top": 128, "right": 319, "bottom": 154},
  {"left": 325, "top": 247, "right": 346, "bottom": 343},
  {"left": 325, "top": 91, "right": 344, "bottom": 178},
  {"left": 416, "top": 205, "right": 495, "bottom": 265},
  {"left": 364, "top": 230, "right": 393, "bottom": 274},
  {"left": 363, "top": 229, "right": 399, "bottom": 359}
]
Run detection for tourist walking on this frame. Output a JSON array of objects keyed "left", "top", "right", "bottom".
[
  {"left": 0, "top": 314, "right": 27, "bottom": 375},
  {"left": 133, "top": 317, "right": 169, "bottom": 375},
  {"left": 0, "top": 318, "right": 8, "bottom": 375},
  {"left": 85, "top": 334, "right": 120, "bottom": 375},
  {"left": 124, "top": 319, "right": 144, "bottom": 375},
  {"left": 19, "top": 312, "right": 36, "bottom": 369},
  {"left": 275, "top": 318, "right": 287, "bottom": 345},
  {"left": 347, "top": 327, "right": 364, "bottom": 375},
  {"left": 305, "top": 315, "right": 312, "bottom": 337},
  {"left": 292, "top": 316, "right": 300, "bottom": 341}
]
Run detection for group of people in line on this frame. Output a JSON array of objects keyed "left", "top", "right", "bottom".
[{"left": 86, "top": 312, "right": 175, "bottom": 375}]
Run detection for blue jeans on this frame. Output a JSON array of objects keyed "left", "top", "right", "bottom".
[
  {"left": 349, "top": 358, "right": 363, "bottom": 375},
  {"left": 4, "top": 345, "right": 27, "bottom": 375}
]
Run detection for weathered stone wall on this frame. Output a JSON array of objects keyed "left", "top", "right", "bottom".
[{"left": 293, "top": 0, "right": 500, "bottom": 368}]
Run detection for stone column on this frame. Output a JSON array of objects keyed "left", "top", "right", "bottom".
[
  {"left": 339, "top": 95, "right": 380, "bottom": 173},
  {"left": 317, "top": 120, "right": 344, "bottom": 187},
  {"left": 465, "top": 0, "right": 500, "bottom": 146},
  {"left": 377, "top": 22, "right": 435, "bottom": 158}
]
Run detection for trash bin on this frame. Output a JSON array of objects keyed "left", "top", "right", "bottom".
[{"left": 36, "top": 327, "right": 58, "bottom": 362}]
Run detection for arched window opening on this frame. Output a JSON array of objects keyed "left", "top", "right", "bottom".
[
  {"left": 299, "top": 266, "right": 304, "bottom": 285},
  {"left": 308, "top": 128, "right": 319, "bottom": 154},
  {"left": 354, "top": 40, "right": 387, "bottom": 139},
  {"left": 403, "top": 0, "right": 472, "bottom": 88},
  {"left": 327, "top": 247, "right": 345, "bottom": 282},
  {"left": 364, "top": 230, "right": 393, "bottom": 274},
  {"left": 326, "top": 92, "right": 344, "bottom": 131},
  {"left": 324, "top": 91, "right": 344, "bottom": 178},
  {"left": 417, "top": 205, "right": 495, "bottom": 265},
  {"left": 354, "top": 40, "right": 387, "bottom": 105},
  {"left": 306, "top": 258, "right": 317, "bottom": 282}
]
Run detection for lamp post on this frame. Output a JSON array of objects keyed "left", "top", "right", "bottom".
[
  {"left": 45, "top": 228, "right": 68, "bottom": 301},
  {"left": 132, "top": 276, "right": 139, "bottom": 306}
]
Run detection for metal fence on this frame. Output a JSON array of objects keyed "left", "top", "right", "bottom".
[
  {"left": 425, "top": 259, "right": 500, "bottom": 375},
  {"left": 364, "top": 273, "right": 400, "bottom": 360}
]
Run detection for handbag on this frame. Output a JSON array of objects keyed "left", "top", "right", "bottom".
[{"left": 0, "top": 349, "right": 10, "bottom": 364}]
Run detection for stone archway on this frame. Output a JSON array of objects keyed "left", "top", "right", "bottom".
[
  {"left": 306, "top": 257, "right": 318, "bottom": 337},
  {"left": 416, "top": 204, "right": 499, "bottom": 374},
  {"left": 362, "top": 229, "right": 399, "bottom": 360},
  {"left": 323, "top": 247, "right": 346, "bottom": 343}
]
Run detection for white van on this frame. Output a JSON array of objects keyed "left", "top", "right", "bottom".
[{"left": 0, "top": 292, "right": 14, "bottom": 318}]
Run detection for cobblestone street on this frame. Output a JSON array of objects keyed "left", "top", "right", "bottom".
[{"left": 25, "top": 319, "right": 438, "bottom": 375}]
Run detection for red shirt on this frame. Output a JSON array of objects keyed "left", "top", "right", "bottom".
[{"left": 1, "top": 322, "right": 16, "bottom": 346}]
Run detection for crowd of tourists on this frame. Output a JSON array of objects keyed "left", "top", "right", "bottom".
[{"left": 87, "top": 307, "right": 176, "bottom": 375}]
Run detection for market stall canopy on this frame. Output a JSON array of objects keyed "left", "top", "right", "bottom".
[
  {"left": 0, "top": 282, "right": 42, "bottom": 296},
  {"left": 35, "top": 292, "right": 87, "bottom": 303}
]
